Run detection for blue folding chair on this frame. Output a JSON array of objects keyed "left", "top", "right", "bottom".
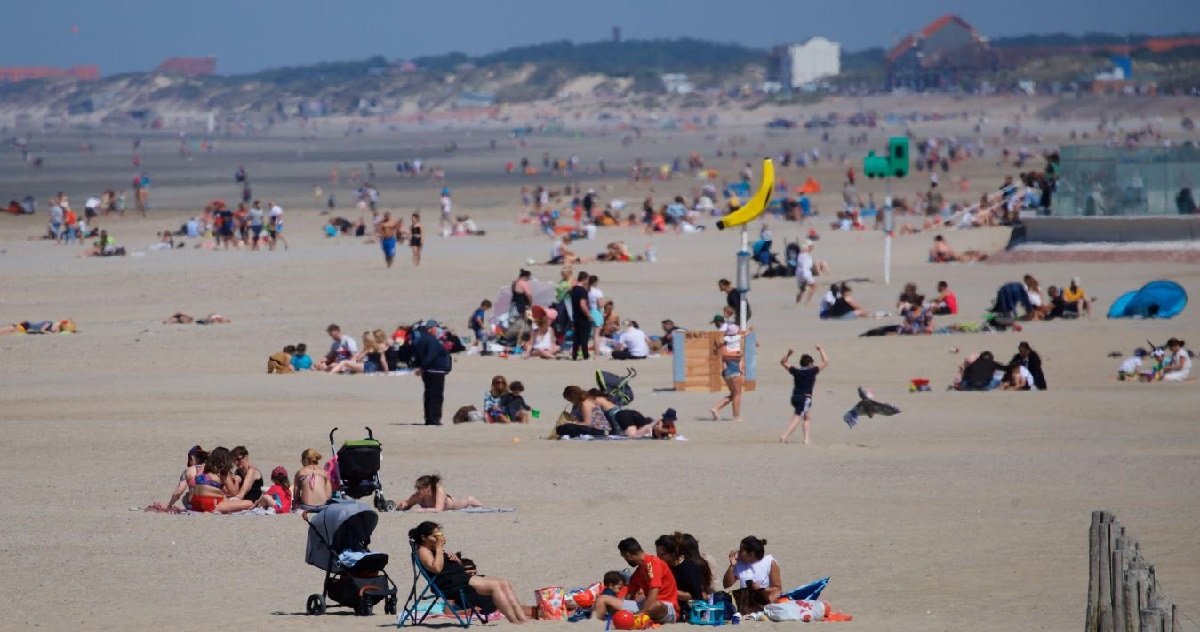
[{"left": 397, "top": 546, "right": 483, "bottom": 628}]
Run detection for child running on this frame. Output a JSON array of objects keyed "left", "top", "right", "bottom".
[{"left": 779, "top": 345, "right": 829, "bottom": 445}]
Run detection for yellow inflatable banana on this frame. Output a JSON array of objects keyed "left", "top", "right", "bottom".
[{"left": 716, "top": 158, "right": 774, "bottom": 230}]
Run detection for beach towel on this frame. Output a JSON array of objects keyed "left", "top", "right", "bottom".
[
  {"left": 783, "top": 576, "right": 830, "bottom": 601},
  {"left": 843, "top": 387, "right": 901, "bottom": 428}
]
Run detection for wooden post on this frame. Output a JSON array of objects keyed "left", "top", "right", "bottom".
[
  {"left": 1139, "top": 606, "right": 1163, "bottom": 632},
  {"left": 1088, "top": 511, "right": 1103, "bottom": 632},
  {"left": 1112, "top": 535, "right": 1126, "bottom": 632},
  {"left": 1122, "top": 566, "right": 1139, "bottom": 632},
  {"left": 1098, "top": 515, "right": 1114, "bottom": 632}
]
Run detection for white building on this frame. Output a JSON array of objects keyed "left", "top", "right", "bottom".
[
  {"left": 661, "top": 73, "right": 695, "bottom": 95},
  {"left": 775, "top": 38, "right": 841, "bottom": 88}
]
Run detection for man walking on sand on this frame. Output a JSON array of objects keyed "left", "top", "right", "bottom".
[
  {"left": 779, "top": 345, "right": 829, "bottom": 445},
  {"left": 413, "top": 321, "right": 452, "bottom": 425}
]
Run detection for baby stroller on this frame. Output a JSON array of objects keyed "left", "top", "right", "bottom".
[
  {"left": 595, "top": 368, "right": 637, "bottom": 406},
  {"left": 329, "top": 427, "right": 393, "bottom": 511},
  {"left": 305, "top": 501, "right": 399, "bottom": 616}
]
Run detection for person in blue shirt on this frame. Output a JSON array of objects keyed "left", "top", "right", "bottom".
[
  {"left": 291, "top": 343, "right": 313, "bottom": 371},
  {"left": 470, "top": 300, "right": 492, "bottom": 354}
]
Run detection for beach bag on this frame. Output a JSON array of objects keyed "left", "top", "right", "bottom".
[
  {"left": 534, "top": 586, "right": 567, "bottom": 621},
  {"left": 453, "top": 405, "right": 478, "bottom": 424}
]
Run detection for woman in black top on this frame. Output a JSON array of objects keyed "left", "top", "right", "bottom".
[
  {"left": 409, "top": 521, "right": 533, "bottom": 623},
  {"left": 410, "top": 212, "right": 423, "bottom": 266},
  {"left": 656, "top": 533, "right": 709, "bottom": 611},
  {"left": 231, "top": 445, "right": 263, "bottom": 502}
]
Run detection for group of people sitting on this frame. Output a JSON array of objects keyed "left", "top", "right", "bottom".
[
  {"left": 994, "top": 275, "right": 1092, "bottom": 321},
  {"left": 165, "top": 444, "right": 486, "bottom": 514},
  {"left": 482, "top": 375, "right": 533, "bottom": 423},
  {"left": 554, "top": 385, "right": 677, "bottom": 439},
  {"left": 410, "top": 522, "right": 790, "bottom": 625},
  {"left": 891, "top": 281, "right": 957, "bottom": 335},
  {"left": 952, "top": 341, "right": 1048, "bottom": 391},
  {"left": 1117, "top": 338, "right": 1192, "bottom": 382},
  {"left": 266, "top": 322, "right": 464, "bottom": 375},
  {"left": 165, "top": 445, "right": 301, "bottom": 514}
]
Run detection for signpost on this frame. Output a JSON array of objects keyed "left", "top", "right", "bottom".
[{"left": 864, "top": 137, "right": 909, "bottom": 286}]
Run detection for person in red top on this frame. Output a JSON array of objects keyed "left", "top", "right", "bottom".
[
  {"left": 593, "top": 538, "right": 679, "bottom": 623},
  {"left": 933, "top": 280, "right": 958, "bottom": 315}
]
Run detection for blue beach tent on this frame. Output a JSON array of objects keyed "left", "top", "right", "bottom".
[{"left": 1107, "top": 280, "right": 1187, "bottom": 319}]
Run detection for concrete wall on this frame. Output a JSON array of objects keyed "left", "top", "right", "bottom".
[{"left": 1021, "top": 216, "right": 1200, "bottom": 243}]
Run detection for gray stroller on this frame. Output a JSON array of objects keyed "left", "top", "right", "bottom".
[{"left": 305, "top": 501, "right": 398, "bottom": 616}]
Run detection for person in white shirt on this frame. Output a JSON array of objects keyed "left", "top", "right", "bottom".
[
  {"left": 588, "top": 275, "right": 605, "bottom": 353},
  {"left": 1001, "top": 363, "right": 1037, "bottom": 391},
  {"left": 612, "top": 321, "right": 650, "bottom": 360},
  {"left": 439, "top": 189, "right": 452, "bottom": 236},
  {"left": 316, "top": 324, "right": 358, "bottom": 372},
  {"left": 1117, "top": 348, "right": 1147, "bottom": 381},
  {"left": 267, "top": 201, "right": 288, "bottom": 250},
  {"left": 1162, "top": 338, "right": 1192, "bottom": 382},
  {"left": 794, "top": 243, "right": 816, "bottom": 305}
]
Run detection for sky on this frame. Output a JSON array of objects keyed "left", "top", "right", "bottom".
[{"left": 5, "top": 0, "right": 1198, "bottom": 76}]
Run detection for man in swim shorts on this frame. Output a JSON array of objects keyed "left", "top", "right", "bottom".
[{"left": 378, "top": 212, "right": 400, "bottom": 268}]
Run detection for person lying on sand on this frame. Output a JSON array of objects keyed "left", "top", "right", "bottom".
[
  {"left": 0, "top": 319, "right": 76, "bottom": 335},
  {"left": 929, "top": 235, "right": 987, "bottom": 263},
  {"left": 396, "top": 474, "right": 482, "bottom": 512},
  {"left": 163, "top": 312, "right": 230, "bottom": 325}
]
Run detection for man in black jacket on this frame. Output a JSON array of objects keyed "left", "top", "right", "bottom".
[{"left": 413, "top": 321, "right": 452, "bottom": 425}]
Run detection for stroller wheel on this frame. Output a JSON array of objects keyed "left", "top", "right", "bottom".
[
  {"left": 306, "top": 593, "right": 326, "bottom": 615},
  {"left": 384, "top": 595, "right": 398, "bottom": 615},
  {"left": 355, "top": 600, "right": 372, "bottom": 616}
]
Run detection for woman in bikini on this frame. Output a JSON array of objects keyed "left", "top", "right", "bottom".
[
  {"left": 189, "top": 447, "right": 254, "bottom": 513},
  {"left": 292, "top": 448, "right": 332, "bottom": 511},
  {"left": 396, "top": 474, "right": 481, "bottom": 512},
  {"left": 166, "top": 445, "right": 205, "bottom": 508}
]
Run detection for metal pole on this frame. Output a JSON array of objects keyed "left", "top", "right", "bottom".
[
  {"left": 739, "top": 225, "right": 749, "bottom": 326},
  {"left": 883, "top": 177, "right": 893, "bottom": 286}
]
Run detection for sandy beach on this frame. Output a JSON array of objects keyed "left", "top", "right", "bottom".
[{"left": 1, "top": 100, "right": 1198, "bottom": 631}]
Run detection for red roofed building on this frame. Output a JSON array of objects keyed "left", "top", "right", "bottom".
[
  {"left": 156, "top": 57, "right": 217, "bottom": 77},
  {"left": 1141, "top": 37, "right": 1200, "bottom": 53},
  {"left": 886, "top": 14, "right": 998, "bottom": 90},
  {"left": 0, "top": 65, "right": 99, "bottom": 83}
]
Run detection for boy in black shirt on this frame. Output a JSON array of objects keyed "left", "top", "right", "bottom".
[{"left": 779, "top": 345, "right": 829, "bottom": 445}]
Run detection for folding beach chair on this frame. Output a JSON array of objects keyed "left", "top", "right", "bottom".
[{"left": 397, "top": 546, "right": 484, "bottom": 628}]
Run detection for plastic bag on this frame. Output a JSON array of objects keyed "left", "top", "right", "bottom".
[
  {"left": 764, "top": 599, "right": 828, "bottom": 622},
  {"left": 534, "top": 586, "right": 567, "bottom": 621}
]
